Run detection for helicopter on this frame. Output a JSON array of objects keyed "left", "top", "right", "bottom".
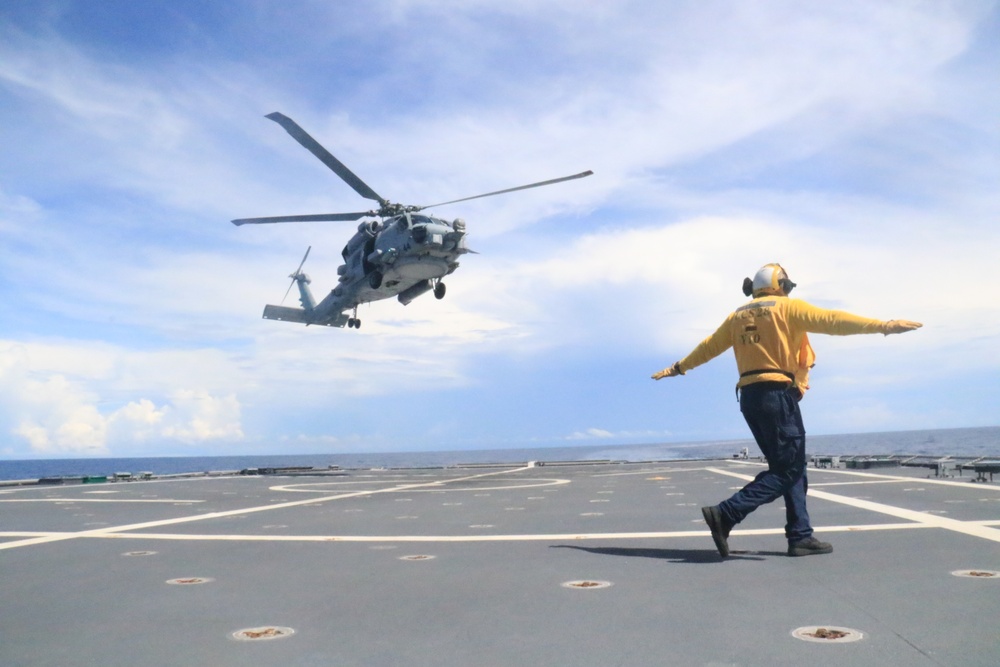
[{"left": 233, "top": 112, "right": 592, "bottom": 329}]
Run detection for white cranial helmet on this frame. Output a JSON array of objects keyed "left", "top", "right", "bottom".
[{"left": 742, "top": 263, "right": 796, "bottom": 297}]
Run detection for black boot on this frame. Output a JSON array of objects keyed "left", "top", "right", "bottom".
[
  {"left": 701, "top": 506, "right": 732, "bottom": 557},
  {"left": 788, "top": 536, "right": 833, "bottom": 557}
]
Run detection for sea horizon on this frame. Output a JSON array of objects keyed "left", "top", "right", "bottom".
[{"left": 1, "top": 425, "right": 997, "bottom": 482}]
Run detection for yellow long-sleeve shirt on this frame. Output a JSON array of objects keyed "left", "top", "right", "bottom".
[{"left": 677, "top": 296, "right": 892, "bottom": 391}]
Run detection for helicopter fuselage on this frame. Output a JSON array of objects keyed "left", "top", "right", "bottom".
[{"left": 268, "top": 213, "right": 470, "bottom": 328}]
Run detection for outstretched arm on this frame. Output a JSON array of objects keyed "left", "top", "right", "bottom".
[
  {"left": 788, "top": 299, "right": 923, "bottom": 336},
  {"left": 651, "top": 315, "right": 734, "bottom": 380}
]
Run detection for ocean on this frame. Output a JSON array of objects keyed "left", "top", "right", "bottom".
[{"left": 1, "top": 426, "right": 997, "bottom": 482}]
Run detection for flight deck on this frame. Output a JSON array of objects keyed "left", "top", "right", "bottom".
[{"left": 1, "top": 459, "right": 998, "bottom": 666}]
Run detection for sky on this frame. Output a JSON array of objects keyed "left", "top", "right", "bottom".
[{"left": 1, "top": 0, "right": 998, "bottom": 460}]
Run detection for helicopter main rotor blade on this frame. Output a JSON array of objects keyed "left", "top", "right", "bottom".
[
  {"left": 266, "top": 112, "right": 387, "bottom": 205},
  {"left": 417, "top": 170, "right": 593, "bottom": 211},
  {"left": 232, "top": 212, "right": 372, "bottom": 226}
]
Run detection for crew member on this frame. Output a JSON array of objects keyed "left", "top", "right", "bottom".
[{"left": 652, "top": 263, "right": 922, "bottom": 557}]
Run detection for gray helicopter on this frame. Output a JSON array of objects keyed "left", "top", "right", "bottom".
[{"left": 233, "top": 112, "right": 592, "bottom": 330}]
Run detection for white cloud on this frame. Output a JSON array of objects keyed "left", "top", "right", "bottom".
[
  {"left": 567, "top": 427, "right": 614, "bottom": 441},
  {"left": 0, "top": 340, "right": 246, "bottom": 455},
  {"left": 159, "top": 390, "right": 243, "bottom": 443}
]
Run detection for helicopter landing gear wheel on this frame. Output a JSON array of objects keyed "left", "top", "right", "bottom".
[
  {"left": 368, "top": 271, "right": 382, "bottom": 289},
  {"left": 434, "top": 281, "right": 446, "bottom": 300},
  {"left": 347, "top": 318, "right": 362, "bottom": 329}
]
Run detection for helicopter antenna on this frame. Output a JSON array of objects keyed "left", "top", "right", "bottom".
[
  {"left": 265, "top": 112, "right": 387, "bottom": 206},
  {"left": 416, "top": 170, "right": 593, "bottom": 211}
]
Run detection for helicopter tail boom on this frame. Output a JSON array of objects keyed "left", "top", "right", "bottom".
[{"left": 262, "top": 305, "right": 349, "bottom": 328}]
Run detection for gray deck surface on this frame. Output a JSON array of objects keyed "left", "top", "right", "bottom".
[{"left": 2, "top": 459, "right": 999, "bottom": 666}]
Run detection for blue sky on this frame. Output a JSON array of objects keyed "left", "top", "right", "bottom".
[{"left": 1, "top": 1, "right": 998, "bottom": 459}]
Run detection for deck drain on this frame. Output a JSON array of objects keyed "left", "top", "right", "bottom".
[
  {"left": 232, "top": 626, "right": 295, "bottom": 641},
  {"left": 952, "top": 569, "right": 1000, "bottom": 578},
  {"left": 166, "top": 577, "right": 214, "bottom": 585},
  {"left": 122, "top": 550, "right": 157, "bottom": 557},
  {"left": 562, "top": 580, "right": 613, "bottom": 590},
  {"left": 399, "top": 555, "right": 436, "bottom": 561},
  {"left": 791, "top": 626, "right": 864, "bottom": 643}
]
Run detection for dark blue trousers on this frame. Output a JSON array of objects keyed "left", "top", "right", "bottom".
[{"left": 718, "top": 381, "right": 813, "bottom": 543}]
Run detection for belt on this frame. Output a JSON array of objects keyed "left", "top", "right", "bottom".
[
  {"left": 740, "top": 369, "right": 795, "bottom": 382},
  {"left": 736, "top": 369, "right": 796, "bottom": 401}
]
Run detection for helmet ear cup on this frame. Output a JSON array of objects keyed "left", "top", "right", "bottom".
[
  {"left": 779, "top": 278, "right": 796, "bottom": 295},
  {"left": 742, "top": 277, "right": 754, "bottom": 297}
]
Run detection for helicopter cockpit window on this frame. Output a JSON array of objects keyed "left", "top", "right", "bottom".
[
  {"left": 411, "top": 225, "right": 427, "bottom": 244},
  {"left": 341, "top": 244, "right": 350, "bottom": 260},
  {"left": 395, "top": 215, "right": 409, "bottom": 231},
  {"left": 411, "top": 215, "right": 433, "bottom": 225}
]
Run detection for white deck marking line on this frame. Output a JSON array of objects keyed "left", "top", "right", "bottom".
[
  {"left": 0, "top": 466, "right": 531, "bottom": 552},
  {"left": 0, "top": 522, "right": 944, "bottom": 543},
  {"left": 6, "top": 519, "right": 1000, "bottom": 545},
  {"left": 0, "top": 498, "right": 205, "bottom": 503},
  {"left": 592, "top": 467, "right": 713, "bottom": 477},
  {"left": 813, "top": 466, "right": 1000, "bottom": 491},
  {"left": 810, "top": 480, "right": 913, "bottom": 487},
  {"left": 269, "top": 478, "right": 570, "bottom": 493},
  {"left": 89, "top": 523, "right": 937, "bottom": 541},
  {"left": 708, "top": 467, "right": 1000, "bottom": 544},
  {"left": 731, "top": 460, "right": 1000, "bottom": 491}
]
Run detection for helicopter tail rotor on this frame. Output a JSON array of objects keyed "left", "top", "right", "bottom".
[{"left": 281, "top": 246, "right": 312, "bottom": 306}]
